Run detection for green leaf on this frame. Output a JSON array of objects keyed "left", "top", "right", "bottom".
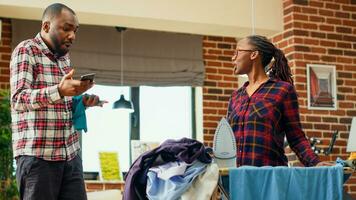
[{"left": 0, "top": 89, "right": 18, "bottom": 199}]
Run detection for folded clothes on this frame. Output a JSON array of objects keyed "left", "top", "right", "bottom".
[
  {"left": 148, "top": 161, "right": 190, "bottom": 180},
  {"left": 146, "top": 161, "right": 207, "bottom": 200},
  {"left": 181, "top": 163, "right": 219, "bottom": 200},
  {"left": 123, "top": 138, "right": 212, "bottom": 200}
]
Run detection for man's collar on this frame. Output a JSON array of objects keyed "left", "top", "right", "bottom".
[
  {"left": 34, "top": 33, "right": 69, "bottom": 60},
  {"left": 34, "top": 33, "right": 53, "bottom": 57}
]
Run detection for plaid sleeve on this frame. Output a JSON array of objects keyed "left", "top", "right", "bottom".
[
  {"left": 283, "top": 84, "right": 320, "bottom": 167},
  {"left": 10, "top": 45, "right": 62, "bottom": 111}
]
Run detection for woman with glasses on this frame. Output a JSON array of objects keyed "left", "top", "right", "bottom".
[{"left": 227, "top": 35, "right": 330, "bottom": 167}]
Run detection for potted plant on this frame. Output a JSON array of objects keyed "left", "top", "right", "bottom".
[{"left": 0, "top": 89, "right": 18, "bottom": 200}]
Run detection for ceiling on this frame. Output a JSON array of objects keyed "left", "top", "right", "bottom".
[{"left": 0, "top": 0, "right": 283, "bottom": 38}]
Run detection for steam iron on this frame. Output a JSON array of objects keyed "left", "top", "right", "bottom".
[{"left": 213, "top": 117, "right": 237, "bottom": 168}]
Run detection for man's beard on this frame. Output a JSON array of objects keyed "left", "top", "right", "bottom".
[
  {"left": 53, "top": 43, "right": 68, "bottom": 57},
  {"left": 50, "top": 36, "right": 68, "bottom": 57}
]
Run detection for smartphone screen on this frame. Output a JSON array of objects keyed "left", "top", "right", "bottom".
[{"left": 80, "top": 73, "right": 95, "bottom": 82}]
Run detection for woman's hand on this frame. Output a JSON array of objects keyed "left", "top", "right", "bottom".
[{"left": 316, "top": 161, "right": 335, "bottom": 167}]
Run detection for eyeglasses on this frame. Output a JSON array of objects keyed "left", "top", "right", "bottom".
[{"left": 233, "top": 48, "right": 257, "bottom": 56}]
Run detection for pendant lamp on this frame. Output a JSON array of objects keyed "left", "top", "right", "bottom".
[{"left": 112, "top": 27, "right": 134, "bottom": 113}]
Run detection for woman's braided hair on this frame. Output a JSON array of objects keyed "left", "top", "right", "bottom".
[{"left": 247, "top": 35, "right": 294, "bottom": 85}]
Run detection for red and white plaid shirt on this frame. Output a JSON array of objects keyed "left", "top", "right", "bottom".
[{"left": 10, "top": 33, "right": 80, "bottom": 161}]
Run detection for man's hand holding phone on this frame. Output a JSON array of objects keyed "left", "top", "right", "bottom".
[
  {"left": 80, "top": 73, "right": 108, "bottom": 107},
  {"left": 58, "top": 70, "right": 94, "bottom": 97},
  {"left": 58, "top": 70, "right": 107, "bottom": 107}
]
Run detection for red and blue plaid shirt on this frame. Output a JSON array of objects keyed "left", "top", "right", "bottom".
[
  {"left": 10, "top": 33, "right": 80, "bottom": 161},
  {"left": 227, "top": 79, "right": 320, "bottom": 167}
]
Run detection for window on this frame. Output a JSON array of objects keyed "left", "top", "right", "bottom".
[
  {"left": 82, "top": 85, "right": 194, "bottom": 174},
  {"left": 139, "top": 86, "right": 192, "bottom": 142},
  {"left": 82, "top": 85, "right": 131, "bottom": 172}
]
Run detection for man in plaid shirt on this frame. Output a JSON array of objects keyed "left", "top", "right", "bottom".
[{"left": 10, "top": 3, "right": 103, "bottom": 200}]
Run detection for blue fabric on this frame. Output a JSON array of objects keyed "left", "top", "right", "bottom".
[
  {"left": 336, "top": 157, "right": 352, "bottom": 183},
  {"left": 72, "top": 95, "right": 87, "bottom": 132},
  {"left": 336, "top": 157, "right": 345, "bottom": 166},
  {"left": 229, "top": 166, "right": 343, "bottom": 200},
  {"left": 220, "top": 175, "right": 229, "bottom": 200},
  {"left": 146, "top": 161, "right": 207, "bottom": 200}
]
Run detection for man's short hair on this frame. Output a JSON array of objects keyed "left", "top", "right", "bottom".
[{"left": 42, "top": 3, "right": 76, "bottom": 22}]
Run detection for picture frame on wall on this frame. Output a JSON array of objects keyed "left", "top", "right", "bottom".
[{"left": 306, "top": 64, "right": 337, "bottom": 110}]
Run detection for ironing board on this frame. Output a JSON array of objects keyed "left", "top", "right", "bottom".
[
  {"left": 212, "top": 167, "right": 354, "bottom": 200},
  {"left": 211, "top": 117, "right": 355, "bottom": 199}
]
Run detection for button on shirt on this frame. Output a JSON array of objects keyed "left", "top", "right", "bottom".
[
  {"left": 10, "top": 33, "right": 80, "bottom": 161},
  {"left": 227, "top": 79, "right": 320, "bottom": 167}
]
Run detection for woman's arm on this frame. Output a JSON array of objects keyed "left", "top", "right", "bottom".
[{"left": 282, "top": 84, "right": 321, "bottom": 167}]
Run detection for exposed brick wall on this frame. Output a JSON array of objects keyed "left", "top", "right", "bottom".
[
  {"left": 0, "top": 18, "right": 11, "bottom": 90},
  {"left": 202, "top": 0, "right": 356, "bottom": 197},
  {"left": 272, "top": 0, "right": 356, "bottom": 161},
  {"left": 273, "top": 0, "right": 356, "bottom": 196},
  {"left": 202, "top": 36, "right": 237, "bottom": 147},
  {"left": 85, "top": 181, "right": 125, "bottom": 192}
]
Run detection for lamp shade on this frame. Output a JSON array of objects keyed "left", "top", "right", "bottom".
[{"left": 112, "top": 94, "right": 134, "bottom": 113}]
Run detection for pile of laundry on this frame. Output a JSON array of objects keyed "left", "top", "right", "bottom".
[{"left": 123, "top": 138, "right": 219, "bottom": 200}]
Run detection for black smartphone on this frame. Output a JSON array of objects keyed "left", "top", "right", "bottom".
[
  {"left": 80, "top": 73, "right": 95, "bottom": 82},
  {"left": 83, "top": 94, "right": 106, "bottom": 107}
]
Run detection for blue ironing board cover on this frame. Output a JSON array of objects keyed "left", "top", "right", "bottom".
[{"left": 229, "top": 166, "right": 343, "bottom": 200}]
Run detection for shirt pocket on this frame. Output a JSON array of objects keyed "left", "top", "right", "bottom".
[{"left": 250, "top": 99, "right": 275, "bottom": 119}]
